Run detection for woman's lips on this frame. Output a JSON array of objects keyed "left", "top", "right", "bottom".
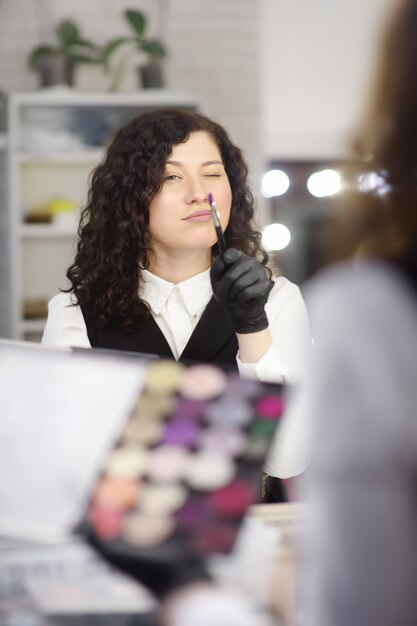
[{"left": 182, "top": 210, "right": 212, "bottom": 223}]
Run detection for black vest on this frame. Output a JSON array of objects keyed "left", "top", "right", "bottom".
[{"left": 81, "top": 296, "right": 239, "bottom": 368}]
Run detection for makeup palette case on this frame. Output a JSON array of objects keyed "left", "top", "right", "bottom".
[{"left": 82, "top": 359, "right": 285, "bottom": 558}]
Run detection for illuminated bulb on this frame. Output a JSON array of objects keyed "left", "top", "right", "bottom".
[
  {"left": 307, "top": 169, "right": 341, "bottom": 198},
  {"left": 358, "top": 171, "right": 390, "bottom": 195},
  {"left": 261, "top": 169, "right": 290, "bottom": 198},
  {"left": 262, "top": 223, "right": 291, "bottom": 251}
]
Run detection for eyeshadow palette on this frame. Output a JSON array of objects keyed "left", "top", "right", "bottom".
[{"left": 86, "top": 360, "right": 284, "bottom": 556}]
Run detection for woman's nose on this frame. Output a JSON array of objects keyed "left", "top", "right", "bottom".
[{"left": 184, "top": 178, "right": 208, "bottom": 204}]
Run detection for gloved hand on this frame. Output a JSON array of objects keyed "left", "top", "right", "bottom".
[
  {"left": 210, "top": 248, "right": 273, "bottom": 334},
  {"left": 78, "top": 520, "right": 212, "bottom": 600}
]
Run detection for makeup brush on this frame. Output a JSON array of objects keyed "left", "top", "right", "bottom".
[{"left": 208, "top": 193, "right": 227, "bottom": 254}]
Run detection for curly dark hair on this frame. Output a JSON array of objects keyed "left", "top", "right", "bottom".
[{"left": 65, "top": 108, "right": 269, "bottom": 329}]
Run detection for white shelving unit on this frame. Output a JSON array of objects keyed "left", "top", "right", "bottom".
[{"left": 8, "top": 91, "right": 202, "bottom": 341}]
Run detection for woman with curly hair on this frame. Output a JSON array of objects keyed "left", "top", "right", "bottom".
[{"left": 42, "top": 108, "right": 309, "bottom": 384}]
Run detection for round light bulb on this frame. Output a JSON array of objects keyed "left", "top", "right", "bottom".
[
  {"left": 261, "top": 169, "right": 290, "bottom": 198},
  {"left": 307, "top": 169, "right": 341, "bottom": 198},
  {"left": 262, "top": 223, "right": 291, "bottom": 251}
]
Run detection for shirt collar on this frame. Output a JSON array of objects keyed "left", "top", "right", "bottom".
[{"left": 140, "top": 268, "right": 212, "bottom": 317}]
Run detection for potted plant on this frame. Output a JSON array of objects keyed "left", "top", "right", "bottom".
[
  {"left": 103, "top": 9, "right": 168, "bottom": 90},
  {"left": 28, "top": 19, "right": 102, "bottom": 87}
]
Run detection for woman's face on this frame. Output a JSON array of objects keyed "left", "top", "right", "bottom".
[{"left": 148, "top": 131, "right": 232, "bottom": 258}]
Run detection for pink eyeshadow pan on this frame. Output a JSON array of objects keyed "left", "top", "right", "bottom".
[
  {"left": 255, "top": 395, "right": 284, "bottom": 419},
  {"left": 179, "top": 364, "right": 226, "bottom": 400},
  {"left": 147, "top": 444, "right": 191, "bottom": 483},
  {"left": 208, "top": 480, "right": 253, "bottom": 518},
  {"left": 88, "top": 504, "right": 123, "bottom": 540}
]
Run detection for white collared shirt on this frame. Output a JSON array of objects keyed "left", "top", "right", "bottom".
[
  {"left": 140, "top": 268, "right": 213, "bottom": 360},
  {"left": 42, "top": 268, "right": 310, "bottom": 384}
]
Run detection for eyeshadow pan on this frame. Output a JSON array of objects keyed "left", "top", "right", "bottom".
[
  {"left": 105, "top": 445, "right": 149, "bottom": 479},
  {"left": 88, "top": 504, "right": 123, "bottom": 540},
  {"left": 122, "top": 512, "right": 174, "bottom": 547},
  {"left": 133, "top": 393, "right": 175, "bottom": 419},
  {"left": 144, "top": 361, "right": 184, "bottom": 395},
  {"left": 255, "top": 395, "right": 284, "bottom": 419},
  {"left": 172, "top": 397, "right": 205, "bottom": 420},
  {"left": 179, "top": 364, "right": 226, "bottom": 400},
  {"left": 175, "top": 496, "right": 208, "bottom": 529},
  {"left": 187, "top": 450, "right": 235, "bottom": 491},
  {"left": 123, "top": 417, "right": 163, "bottom": 446},
  {"left": 250, "top": 419, "right": 279, "bottom": 438},
  {"left": 139, "top": 484, "right": 188, "bottom": 516},
  {"left": 208, "top": 480, "right": 253, "bottom": 518},
  {"left": 162, "top": 418, "right": 199, "bottom": 447},
  {"left": 93, "top": 476, "right": 142, "bottom": 510},
  {"left": 198, "top": 428, "right": 247, "bottom": 456},
  {"left": 205, "top": 396, "right": 252, "bottom": 428},
  {"left": 147, "top": 444, "right": 191, "bottom": 483},
  {"left": 223, "top": 374, "right": 260, "bottom": 398}
]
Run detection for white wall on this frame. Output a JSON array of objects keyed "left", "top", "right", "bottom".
[
  {"left": 259, "top": 0, "right": 397, "bottom": 160},
  {"left": 0, "top": 0, "right": 261, "bottom": 182}
]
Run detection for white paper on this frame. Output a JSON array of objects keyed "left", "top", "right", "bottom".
[{"left": 0, "top": 344, "right": 147, "bottom": 541}]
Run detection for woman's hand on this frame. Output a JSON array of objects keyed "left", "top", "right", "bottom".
[{"left": 210, "top": 249, "right": 273, "bottom": 334}]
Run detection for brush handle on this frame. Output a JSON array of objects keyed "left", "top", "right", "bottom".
[{"left": 208, "top": 194, "right": 227, "bottom": 254}]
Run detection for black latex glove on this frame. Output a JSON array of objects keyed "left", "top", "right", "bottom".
[
  {"left": 210, "top": 248, "right": 273, "bottom": 334},
  {"left": 77, "top": 520, "right": 211, "bottom": 600}
]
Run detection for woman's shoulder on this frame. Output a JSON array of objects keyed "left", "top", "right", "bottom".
[
  {"left": 47, "top": 291, "right": 78, "bottom": 309},
  {"left": 305, "top": 261, "right": 417, "bottom": 343},
  {"left": 270, "top": 275, "right": 303, "bottom": 299}
]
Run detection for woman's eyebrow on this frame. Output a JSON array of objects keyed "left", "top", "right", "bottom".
[{"left": 165, "top": 159, "right": 223, "bottom": 167}]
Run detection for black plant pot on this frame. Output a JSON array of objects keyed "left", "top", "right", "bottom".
[
  {"left": 37, "top": 56, "right": 75, "bottom": 88},
  {"left": 139, "top": 61, "right": 164, "bottom": 88}
]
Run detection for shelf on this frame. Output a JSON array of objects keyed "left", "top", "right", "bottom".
[
  {"left": 20, "top": 225, "right": 77, "bottom": 238},
  {"left": 16, "top": 150, "right": 103, "bottom": 164},
  {"left": 19, "top": 318, "right": 46, "bottom": 334},
  {"left": 11, "top": 90, "right": 203, "bottom": 108}
]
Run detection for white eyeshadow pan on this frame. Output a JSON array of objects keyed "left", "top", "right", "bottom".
[
  {"left": 122, "top": 512, "right": 174, "bottom": 547},
  {"left": 105, "top": 445, "right": 149, "bottom": 479},
  {"left": 187, "top": 450, "right": 235, "bottom": 491},
  {"left": 139, "top": 484, "right": 188, "bottom": 515}
]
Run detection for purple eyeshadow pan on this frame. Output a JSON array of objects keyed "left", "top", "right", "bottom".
[
  {"left": 223, "top": 374, "right": 260, "bottom": 398},
  {"left": 162, "top": 418, "right": 200, "bottom": 447},
  {"left": 172, "top": 397, "right": 205, "bottom": 420},
  {"left": 198, "top": 428, "right": 248, "bottom": 456},
  {"left": 176, "top": 496, "right": 209, "bottom": 529}
]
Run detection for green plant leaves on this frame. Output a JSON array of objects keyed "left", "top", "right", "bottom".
[
  {"left": 124, "top": 9, "right": 146, "bottom": 36},
  {"left": 140, "top": 39, "right": 166, "bottom": 59},
  {"left": 28, "top": 45, "right": 56, "bottom": 69},
  {"left": 57, "top": 19, "right": 81, "bottom": 47}
]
